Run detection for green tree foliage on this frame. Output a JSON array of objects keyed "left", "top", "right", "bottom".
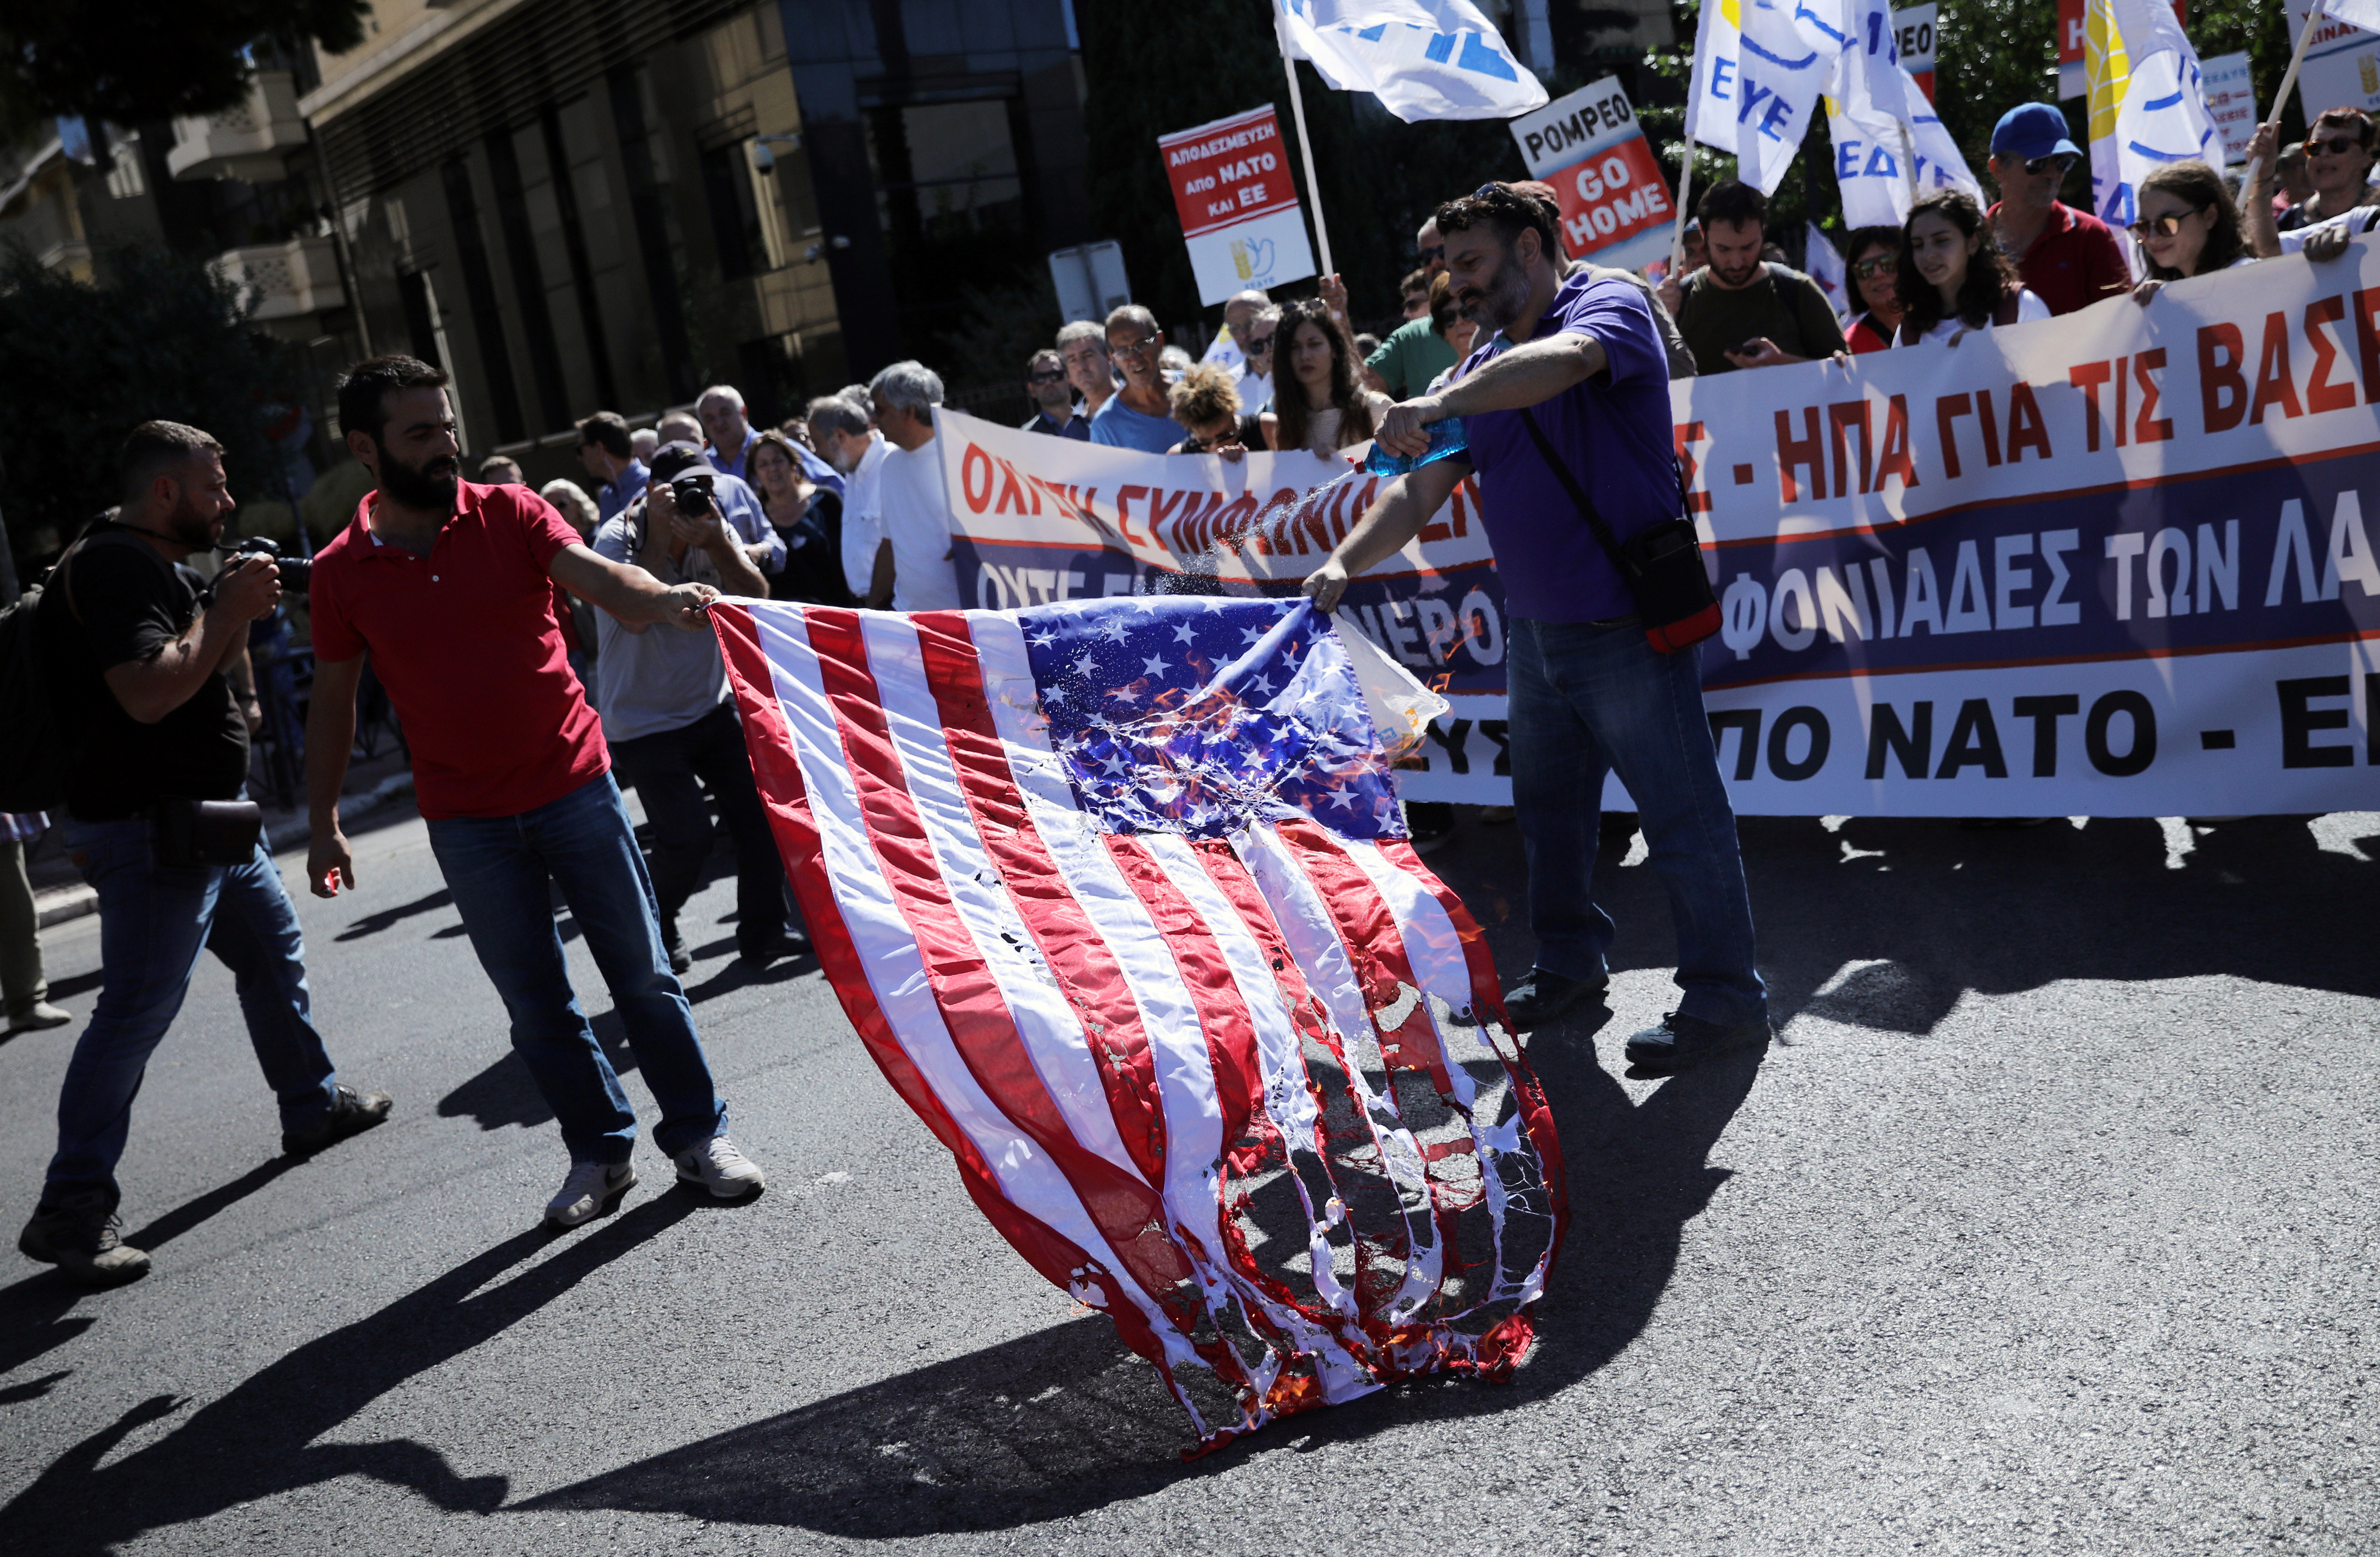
[
  {"left": 0, "top": 0, "right": 367, "bottom": 127},
  {"left": 0, "top": 243, "right": 296, "bottom": 556},
  {"left": 1077, "top": 0, "right": 1527, "bottom": 333}
]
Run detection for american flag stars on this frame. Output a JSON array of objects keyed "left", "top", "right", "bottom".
[{"left": 1017, "top": 597, "right": 1405, "bottom": 842}]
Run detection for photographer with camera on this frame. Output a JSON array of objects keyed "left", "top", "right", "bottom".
[
  {"left": 304, "top": 359, "right": 768, "bottom": 1229},
  {"left": 591, "top": 443, "right": 804, "bottom": 974},
  {"left": 20, "top": 422, "right": 391, "bottom": 1288}
]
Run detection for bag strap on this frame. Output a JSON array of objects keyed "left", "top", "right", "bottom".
[{"left": 1516, "top": 406, "right": 1632, "bottom": 575}]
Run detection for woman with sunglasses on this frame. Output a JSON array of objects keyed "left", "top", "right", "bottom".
[
  {"left": 1841, "top": 226, "right": 1906, "bottom": 353},
  {"left": 2127, "top": 161, "right": 2255, "bottom": 304},
  {"left": 1895, "top": 190, "right": 2049, "bottom": 347},
  {"left": 2246, "top": 111, "right": 2380, "bottom": 257}
]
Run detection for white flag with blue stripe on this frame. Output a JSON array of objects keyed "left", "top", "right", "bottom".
[
  {"left": 1732, "top": 0, "right": 1857, "bottom": 194},
  {"left": 2085, "top": 0, "right": 2221, "bottom": 228},
  {"left": 1277, "top": 0, "right": 1549, "bottom": 122},
  {"left": 1825, "top": 0, "right": 1981, "bottom": 229}
]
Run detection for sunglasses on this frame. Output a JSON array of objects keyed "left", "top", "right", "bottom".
[
  {"left": 2023, "top": 154, "right": 2077, "bottom": 176},
  {"left": 1853, "top": 253, "right": 1898, "bottom": 279},
  {"left": 1417, "top": 244, "right": 1445, "bottom": 263},
  {"left": 2306, "top": 135, "right": 2369, "bottom": 156},
  {"left": 1243, "top": 333, "right": 1274, "bottom": 355},
  {"left": 2129, "top": 207, "right": 2207, "bottom": 239},
  {"left": 1028, "top": 369, "right": 1067, "bottom": 384},
  {"left": 1179, "top": 431, "right": 1244, "bottom": 453}
]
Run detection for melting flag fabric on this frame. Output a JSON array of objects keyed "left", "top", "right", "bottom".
[{"left": 713, "top": 595, "right": 1566, "bottom": 1449}]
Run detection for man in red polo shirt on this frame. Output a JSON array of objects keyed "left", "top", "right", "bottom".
[
  {"left": 303, "top": 355, "right": 769, "bottom": 1229},
  {"left": 1984, "top": 102, "right": 2131, "bottom": 316}
]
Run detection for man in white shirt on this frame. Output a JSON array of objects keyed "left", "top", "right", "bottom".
[
  {"left": 868, "top": 360, "right": 960, "bottom": 613},
  {"left": 806, "top": 394, "right": 890, "bottom": 605}
]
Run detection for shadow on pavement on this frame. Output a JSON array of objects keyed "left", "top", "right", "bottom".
[
  {"left": 0, "top": 1157, "right": 302, "bottom": 1398},
  {"left": 332, "top": 886, "right": 453, "bottom": 942},
  {"left": 436, "top": 1010, "right": 635, "bottom": 1133},
  {"left": 1, "top": 1193, "right": 701, "bottom": 1554},
  {"left": 523, "top": 1031, "right": 1765, "bottom": 1537}
]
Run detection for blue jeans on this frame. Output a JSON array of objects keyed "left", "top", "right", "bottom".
[
  {"left": 1507, "top": 618, "right": 1766, "bottom": 1028},
  {"left": 426, "top": 773, "right": 725, "bottom": 1165},
  {"left": 48, "top": 812, "right": 340, "bottom": 1204},
  {"left": 609, "top": 702, "right": 796, "bottom": 956}
]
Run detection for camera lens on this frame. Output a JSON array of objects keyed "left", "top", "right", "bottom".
[{"left": 671, "top": 477, "right": 713, "bottom": 516}]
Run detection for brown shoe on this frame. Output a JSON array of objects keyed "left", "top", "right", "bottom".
[
  {"left": 281, "top": 1084, "right": 393, "bottom": 1158},
  {"left": 18, "top": 1190, "right": 150, "bottom": 1287}
]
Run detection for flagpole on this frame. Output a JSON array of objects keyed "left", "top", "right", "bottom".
[
  {"left": 1275, "top": 4, "right": 1335, "bottom": 280},
  {"left": 2244, "top": 7, "right": 2325, "bottom": 194},
  {"left": 1670, "top": 3, "right": 1717, "bottom": 275}
]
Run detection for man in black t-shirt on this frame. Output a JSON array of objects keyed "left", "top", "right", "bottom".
[
  {"left": 20, "top": 422, "right": 390, "bottom": 1288},
  {"left": 1658, "top": 180, "right": 1848, "bottom": 374}
]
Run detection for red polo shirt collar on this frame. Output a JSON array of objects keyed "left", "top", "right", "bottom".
[{"left": 308, "top": 481, "right": 607, "bottom": 820}]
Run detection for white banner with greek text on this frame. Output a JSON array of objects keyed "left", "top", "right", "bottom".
[{"left": 937, "top": 250, "right": 2380, "bottom": 814}]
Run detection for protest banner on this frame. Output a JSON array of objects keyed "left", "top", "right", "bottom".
[
  {"left": 2284, "top": 0, "right": 2380, "bottom": 121},
  {"left": 2200, "top": 50, "right": 2258, "bottom": 164},
  {"left": 1506, "top": 77, "right": 1673, "bottom": 272},
  {"left": 1895, "top": 4, "right": 1937, "bottom": 102},
  {"left": 1158, "top": 105, "right": 1317, "bottom": 307},
  {"left": 937, "top": 252, "right": 2380, "bottom": 817}
]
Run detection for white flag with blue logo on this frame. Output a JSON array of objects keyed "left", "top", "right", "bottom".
[
  {"left": 2084, "top": 0, "right": 2221, "bottom": 228},
  {"left": 1730, "top": 0, "right": 1857, "bottom": 194},
  {"left": 1824, "top": 0, "right": 1981, "bottom": 229},
  {"left": 1277, "top": 0, "right": 1549, "bottom": 122}
]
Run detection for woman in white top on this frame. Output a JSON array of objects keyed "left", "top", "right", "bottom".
[
  {"left": 1894, "top": 190, "right": 2051, "bottom": 347},
  {"left": 2130, "top": 160, "right": 2259, "bottom": 304},
  {"left": 1260, "top": 297, "right": 1382, "bottom": 457}
]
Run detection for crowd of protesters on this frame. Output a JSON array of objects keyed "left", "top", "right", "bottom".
[{"left": 10, "top": 85, "right": 2370, "bottom": 1288}]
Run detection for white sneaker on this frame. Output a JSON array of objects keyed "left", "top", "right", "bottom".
[
  {"left": 547, "top": 1161, "right": 636, "bottom": 1227},
  {"left": 672, "top": 1136, "right": 765, "bottom": 1199}
]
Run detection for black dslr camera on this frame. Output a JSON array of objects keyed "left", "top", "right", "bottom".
[
  {"left": 219, "top": 535, "right": 311, "bottom": 593},
  {"left": 669, "top": 474, "right": 715, "bottom": 517}
]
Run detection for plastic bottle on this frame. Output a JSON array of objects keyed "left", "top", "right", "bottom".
[{"left": 1361, "top": 417, "right": 1469, "bottom": 479}]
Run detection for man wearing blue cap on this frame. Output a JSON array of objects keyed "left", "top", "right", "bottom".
[{"left": 1986, "top": 103, "right": 2131, "bottom": 316}]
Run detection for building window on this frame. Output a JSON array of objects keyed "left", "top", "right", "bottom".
[
  {"left": 701, "top": 139, "right": 771, "bottom": 281},
  {"left": 865, "top": 99, "right": 1030, "bottom": 357}
]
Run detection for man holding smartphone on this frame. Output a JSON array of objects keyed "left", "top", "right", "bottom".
[
  {"left": 305, "top": 358, "right": 768, "bottom": 1230},
  {"left": 22, "top": 422, "right": 390, "bottom": 1287},
  {"left": 1660, "top": 180, "right": 1847, "bottom": 375}
]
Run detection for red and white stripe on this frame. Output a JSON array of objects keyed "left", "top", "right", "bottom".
[{"left": 713, "top": 600, "right": 1567, "bottom": 1446}]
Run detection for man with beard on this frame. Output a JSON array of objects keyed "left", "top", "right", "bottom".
[
  {"left": 303, "top": 357, "right": 768, "bottom": 1229},
  {"left": 1302, "top": 184, "right": 1768, "bottom": 1072},
  {"left": 22, "top": 422, "right": 391, "bottom": 1286},
  {"left": 1660, "top": 179, "right": 1846, "bottom": 374}
]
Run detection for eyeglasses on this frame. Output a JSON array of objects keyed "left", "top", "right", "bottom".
[
  {"left": 1110, "top": 336, "right": 1158, "bottom": 361},
  {"left": 2129, "top": 206, "right": 2208, "bottom": 239},
  {"left": 1028, "top": 369, "right": 1067, "bottom": 384},
  {"left": 1852, "top": 253, "right": 1898, "bottom": 280},
  {"left": 2306, "top": 135, "right": 2368, "bottom": 156},
  {"left": 2023, "top": 154, "right": 2077, "bottom": 176},
  {"left": 1179, "top": 431, "right": 1244, "bottom": 454},
  {"left": 1243, "top": 333, "right": 1274, "bottom": 355},
  {"left": 1417, "top": 244, "right": 1445, "bottom": 263}
]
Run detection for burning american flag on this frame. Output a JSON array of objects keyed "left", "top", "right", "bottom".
[{"left": 713, "top": 595, "right": 1566, "bottom": 1449}]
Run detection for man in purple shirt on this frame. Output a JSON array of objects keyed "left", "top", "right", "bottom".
[{"left": 1305, "top": 183, "right": 1765, "bottom": 1072}]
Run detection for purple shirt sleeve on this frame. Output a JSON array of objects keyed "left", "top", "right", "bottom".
[{"left": 1555, "top": 277, "right": 1665, "bottom": 391}]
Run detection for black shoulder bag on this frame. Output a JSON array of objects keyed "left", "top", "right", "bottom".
[{"left": 1515, "top": 408, "right": 1720, "bottom": 654}]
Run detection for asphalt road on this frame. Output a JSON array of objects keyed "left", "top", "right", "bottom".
[{"left": 2, "top": 800, "right": 2375, "bottom": 1556}]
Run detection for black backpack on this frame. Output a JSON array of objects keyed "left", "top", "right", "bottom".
[{"left": 0, "top": 541, "right": 88, "bottom": 813}]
